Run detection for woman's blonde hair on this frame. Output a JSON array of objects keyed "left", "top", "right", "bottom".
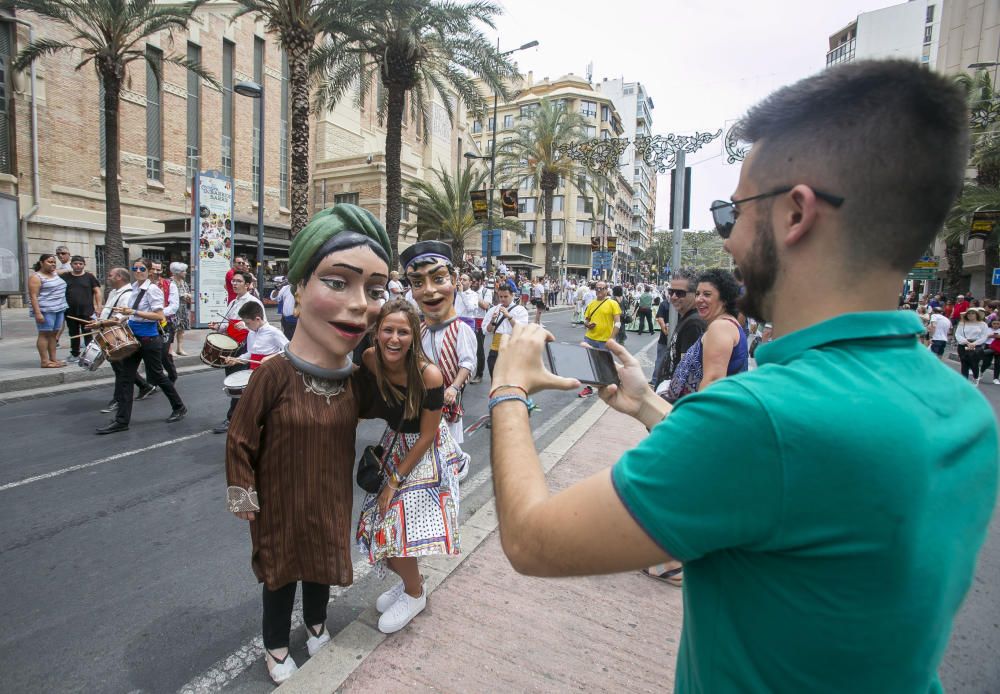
[{"left": 372, "top": 298, "right": 428, "bottom": 420}]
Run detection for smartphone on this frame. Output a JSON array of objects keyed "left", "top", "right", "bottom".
[{"left": 545, "top": 342, "right": 620, "bottom": 386}]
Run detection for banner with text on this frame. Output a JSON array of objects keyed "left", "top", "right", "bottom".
[{"left": 191, "top": 170, "right": 235, "bottom": 328}]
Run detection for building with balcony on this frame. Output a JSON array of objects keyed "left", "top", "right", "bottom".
[
  {"left": 596, "top": 78, "right": 656, "bottom": 258},
  {"left": 466, "top": 72, "right": 630, "bottom": 279},
  {"left": 826, "top": 0, "right": 939, "bottom": 68}
]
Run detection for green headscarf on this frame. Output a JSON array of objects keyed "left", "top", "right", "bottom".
[{"left": 286, "top": 204, "right": 392, "bottom": 285}]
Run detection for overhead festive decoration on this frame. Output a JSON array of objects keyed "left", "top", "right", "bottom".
[
  {"left": 556, "top": 137, "right": 630, "bottom": 175},
  {"left": 557, "top": 130, "right": 725, "bottom": 175}
]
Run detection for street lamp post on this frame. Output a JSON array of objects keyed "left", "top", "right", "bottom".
[
  {"left": 465, "top": 39, "right": 538, "bottom": 273},
  {"left": 234, "top": 80, "right": 266, "bottom": 293}
]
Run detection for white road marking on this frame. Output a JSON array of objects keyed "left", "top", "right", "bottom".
[
  {"left": 178, "top": 336, "right": 661, "bottom": 692},
  {"left": 0, "top": 431, "right": 213, "bottom": 492}
]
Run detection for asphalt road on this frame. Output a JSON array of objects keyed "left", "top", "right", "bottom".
[
  {"left": 1, "top": 321, "right": 997, "bottom": 693},
  {"left": 0, "top": 316, "right": 661, "bottom": 694}
]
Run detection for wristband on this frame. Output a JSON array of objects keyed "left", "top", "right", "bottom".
[
  {"left": 489, "top": 384, "right": 528, "bottom": 398},
  {"left": 488, "top": 394, "right": 530, "bottom": 412}
]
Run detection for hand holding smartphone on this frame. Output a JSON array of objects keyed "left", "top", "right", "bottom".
[{"left": 545, "top": 342, "right": 620, "bottom": 386}]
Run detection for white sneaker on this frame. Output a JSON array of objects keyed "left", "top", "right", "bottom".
[
  {"left": 375, "top": 581, "right": 406, "bottom": 612},
  {"left": 993, "top": 379, "right": 999, "bottom": 385},
  {"left": 377, "top": 587, "right": 426, "bottom": 634},
  {"left": 454, "top": 454, "right": 471, "bottom": 482},
  {"left": 265, "top": 650, "right": 298, "bottom": 684},
  {"left": 305, "top": 625, "right": 330, "bottom": 656},
  {"left": 975, "top": 376, "right": 982, "bottom": 386}
]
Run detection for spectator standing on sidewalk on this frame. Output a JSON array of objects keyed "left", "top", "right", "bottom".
[
  {"left": 355, "top": 300, "right": 461, "bottom": 635},
  {"left": 27, "top": 253, "right": 69, "bottom": 368},
  {"left": 956, "top": 306, "right": 989, "bottom": 384},
  {"left": 63, "top": 255, "right": 103, "bottom": 363},
  {"left": 650, "top": 269, "right": 706, "bottom": 388},
  {"left": 951, "top": 294, "right": 969, "bottom": 326},
  {"left": 662, "top": 269, "right": 747, "bottom": 402},
  {"left": 927, "top": 306, "right": 951, "bottom": 360},
  {"left": 531, "top": 277, "right": 547, "bottom": 324},
  {"left": 577, "top": 282, "right": 621, "bottom": 398},
  {"left": 486, "top": 61, "right": 997, "bottom": 693},
  {"left": 170, "top": 263, "right": 193, "bottom": 355},
  {"left": 271, "top": 279, "right": 298, "bottom": 340}
]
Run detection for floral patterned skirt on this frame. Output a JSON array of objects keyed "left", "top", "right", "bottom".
[{"left": 356, "top": 421, "right": 462, "bottom": 576}]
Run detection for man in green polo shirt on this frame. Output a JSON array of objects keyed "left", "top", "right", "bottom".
[{"left": 487, "top": 60, "right": 998, "bottom": 693}]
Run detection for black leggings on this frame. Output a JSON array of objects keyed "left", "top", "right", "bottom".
[
  {"left": 262, "top": 581, "right": 330, "bottom": 650},
  {"left": 958, "top": 345, "right": 981, "bottom": 379},
  {"left": 981, "top": 351, "right": 1000, "bottom": 379},
  {"left": 475, "top": 326, "right": 485, "bottom": 379}
]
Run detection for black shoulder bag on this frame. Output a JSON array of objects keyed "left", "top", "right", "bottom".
[{"left": 356, "top": 406, "right": 407, "bottom": 494}]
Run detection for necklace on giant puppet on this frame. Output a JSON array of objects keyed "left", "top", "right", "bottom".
[{"left": 283, "top": 346, "right": 353, "bottom": 404}]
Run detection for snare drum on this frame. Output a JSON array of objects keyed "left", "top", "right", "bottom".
[
  {"left": 223, "top": 369, "right": 252, "bottom": 398},
  {"left": 201, "top": 333, "right": 240, "bottom": 367},
  {"left": 94, "top": 322, "right": 140, "bottom": 361},
  {"left": 78, "top": 341, "right": 106, "bottom": 371}
]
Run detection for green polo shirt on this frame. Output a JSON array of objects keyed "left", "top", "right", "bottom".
[{"left": 612, "top": 311, "right": 998, "bottom": 693}]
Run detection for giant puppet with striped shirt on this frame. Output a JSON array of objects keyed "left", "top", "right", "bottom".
[{"left": 400, "top": 241, "right": 475, "bottom": 481}]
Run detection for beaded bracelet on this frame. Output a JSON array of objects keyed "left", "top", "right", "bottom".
[
  {"left": 489, "top": 384, "right": 528, "bottom": 398},
  {"left": 488, "top": 394, "right": 530, "bottom": 412}
]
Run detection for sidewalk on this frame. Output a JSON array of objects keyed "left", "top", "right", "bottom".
[
  {"left": 280, "top": 402, "right": 683, "bottom": 693},
  {"left": 0, "top": 308, "right": 215, "bottom": 398}
]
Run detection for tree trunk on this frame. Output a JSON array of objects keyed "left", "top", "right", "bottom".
[
  {"left": 541, "top": 186, "right": 554, "bottom": 278},
  {"left": 383, "top": 83, "right": 406, "bottom": 267},
  {"left": 945, "top": 240, "right": 965, "bottom": 298},
  {"left": 102, "top": 72, "right": 125, "bottom": 273},
  {"left": 287, "top": 36, "right": 313, "bottom": 236}
]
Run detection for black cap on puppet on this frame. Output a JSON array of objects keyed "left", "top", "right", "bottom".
[
  {"left": 287, "top": 204, "right": 392, "bottom": 286},
  {"left": 398, "top": 240, "right": 454, "bottom": 272}
]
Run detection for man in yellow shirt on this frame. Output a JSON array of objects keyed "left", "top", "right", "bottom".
[{"left": 579, "top": 281, "right": 621, "bottom": 397}]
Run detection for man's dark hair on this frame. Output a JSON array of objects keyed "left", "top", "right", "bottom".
[
  {"left": 732, "top": 60, "right": 969, "bottom": 273},
  {"left": 70, "top": 255, "right": 85, "bottom": 264},
  {"left": 496, "top": 284, "right": 512, "bottom": 295},
  {"left": 233, "top": 270, "right": 253, "bottom": 284},
  {"left": 238, "top": 301, "right": 265, "bottom": 321},
  {"left": 698, "top": 268, "right": 742, "bottom": 316},
  {"left": 670, "top": 268, "right": 698, "bottom": 286}
]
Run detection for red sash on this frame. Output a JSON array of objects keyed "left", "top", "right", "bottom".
[{"left": 422, "top": 321, "right": 463, "bottom": 424}]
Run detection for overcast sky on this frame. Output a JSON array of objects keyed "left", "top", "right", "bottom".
[{"left": 484, "top": 0, "right": 902, "bottom": 231}]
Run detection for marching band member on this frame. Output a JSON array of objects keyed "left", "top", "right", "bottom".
[
  {"left": 95, "top": 258, "right": 186, "bottom": 434},
  {"left": 90, "top": 267, "right": 153, "bottom": 414},
  {"left": 211, "top": 270, "right": 264, "bottom": 434}
]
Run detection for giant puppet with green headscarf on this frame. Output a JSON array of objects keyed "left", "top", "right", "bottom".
[{"left": 225, "top": 204, "right": 391, "bottom": 684}]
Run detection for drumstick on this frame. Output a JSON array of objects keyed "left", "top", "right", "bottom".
[{"left": 65, "top": 315, "right": 93, "bottom": 323}]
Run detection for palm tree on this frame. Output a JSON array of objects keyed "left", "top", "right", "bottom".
[
  {"left": 497, "top": 97, "right": 588, "bottom": 277},
  {"left": 231, "top": 0, "right": 353, "bottom": 235},
  {"left": 402, "top": 162, "right": 521, "bottom": 265},
  {"left": 9, "top": 0, "right": 216, "bottom": 271},
  {"left": 313, "top": 0, "right": 518, "bottom": 266}
]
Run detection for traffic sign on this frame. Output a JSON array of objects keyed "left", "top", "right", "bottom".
[
  {"left": 992, "top": 268, "right": 1000, "bottom": 286},
  {"left": 906, "top": 269, "right": 937, "bottom": 280}
]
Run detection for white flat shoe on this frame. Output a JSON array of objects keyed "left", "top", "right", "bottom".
[
  {"left": 265, "top": 649, "right": 298, "bottom": 684},
  {"left": 378, "top": 587, "right": 426, "bottom": 634},
  {"left": 305, "top": 624, "right": 330, "bottom": 656}
]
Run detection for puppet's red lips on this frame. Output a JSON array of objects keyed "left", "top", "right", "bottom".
[{"left": 329, "top": 321, "right": 365, "bottom": 336}]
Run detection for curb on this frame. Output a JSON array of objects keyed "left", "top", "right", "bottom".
[{"left": 277, "top": 397, "right": 611, "bottom": 693}]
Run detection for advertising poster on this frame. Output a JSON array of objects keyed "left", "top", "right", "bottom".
[{"left": 191, "top": 170, "right": 235, "bottom": 327}]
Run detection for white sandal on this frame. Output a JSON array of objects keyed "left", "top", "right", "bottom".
[
  {"left": 265, "top": 649, "right": 298, "bottom": 684},
  {"left": 305, "top": 624, "right": 330, "bottom": 656}
]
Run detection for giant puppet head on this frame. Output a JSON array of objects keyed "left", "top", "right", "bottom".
[
  {"left": 400, "top": 240, "right": 458, "bottom": 326},
  {"left": 286, "top": 204, "right": 391, "bottom": 368}
]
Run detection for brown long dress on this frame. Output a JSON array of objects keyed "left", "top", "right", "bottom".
[{"left": 226, "top": 354, "right": 366, "bottom": 590}]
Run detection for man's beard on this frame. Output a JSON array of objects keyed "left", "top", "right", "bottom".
[{"left": 738, "top": 216, "right": 780, "bottom": 323}]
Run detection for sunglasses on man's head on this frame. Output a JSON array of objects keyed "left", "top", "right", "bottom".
[
  {"left": 710, "top": 186, "right": 845, "bottom": 239},
  {"left": 132, "top": 265, "right": 147, "bottom": 272},
  {"left": 667, "top": 288, "right": 687, "bottom": 298}
]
